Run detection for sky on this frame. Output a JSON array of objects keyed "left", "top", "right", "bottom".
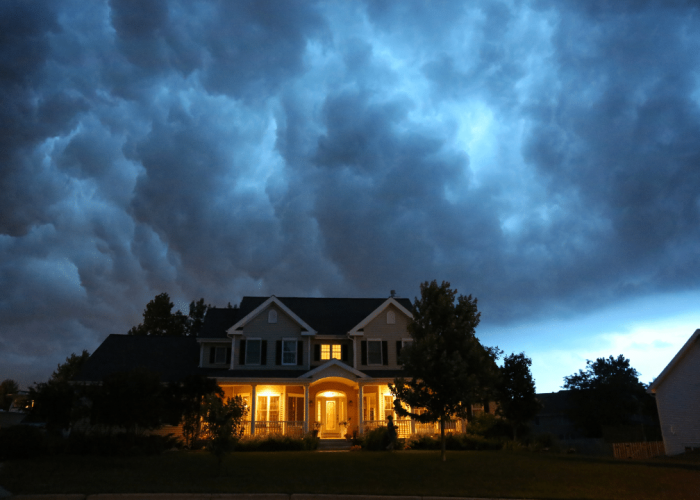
[{"left": 2, "top": 0, "right": 700, "bottom": 393}]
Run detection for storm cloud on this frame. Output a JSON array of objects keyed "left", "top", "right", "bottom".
[{"left": 2, "top": 0, "right": 700, "bottom": 388}]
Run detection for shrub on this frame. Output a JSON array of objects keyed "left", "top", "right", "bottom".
[
  {"left": 0, "top": 425, "right": 50, "bottom": 460},
  {"left": 360, "top": 426, "right": 401, "bottom": 451},
  {"left": 466, "top": 413, "right": 513, "bottom": 439},
  {"left": 234, "top": 433, "right": 318, "bottom": 452},
  {"left": 66, "top": 432, "right": 180, "bottom": 456},
  {"left": 405, "top": 432, "right": 501, "bottom": 451}
]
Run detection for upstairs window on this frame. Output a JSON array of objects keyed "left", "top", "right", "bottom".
[
  {"left": 367, "top": 340, "right": 382, "bottom": 365},
  {"left": 387, "top": 311, "right": 396, "bottom": 324},
  {"left": 282, "top": 340, "right": 297, "bottom": 365},
  {"left": 321, "top": 344, "right": 342, "bottom": 360},
  {"left": 268, "top": 309, "right": 277, "bottom": 323},
  {"left": 246, "top": 339, "right": 262, "bottom": 365}
]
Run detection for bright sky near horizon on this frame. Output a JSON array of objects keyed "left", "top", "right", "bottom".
[{"left": 2, "top": 0, "right": 699, "bottom": 392}]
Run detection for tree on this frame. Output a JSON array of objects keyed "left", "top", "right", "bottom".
[
  {"left": 390, "top": 280, "right": 500, "bottom": 461},
  {"left": 128, "top": 293, "right": 210, "bottom": 336},
  {"left": 202, "top": 393, "right": 247, "bottom": 468},
  {"left": 496, "top": 352, "right": 542, "bottom": 440},
  {"left": 0, "top": 379, "right": 19, "bottom": 411},
  {"left": 28, "top": 351, "right": 91, "bottom": 433},
  {"left": 563, "top": 355, "right": 651, "bottom": 437},
  {"left": 172, "top": 374, "right": 224, "bottom": 448}
]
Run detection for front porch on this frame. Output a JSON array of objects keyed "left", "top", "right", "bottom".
[{"left": 221, "top": 377, "right": 468, "bottom": 439}]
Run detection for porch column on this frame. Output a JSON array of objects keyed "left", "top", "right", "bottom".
[
  {"left": 358, "top": 383, "right": 364, "bottom": 435},
  {"left": 250, "top": 384, "right": 257, "bottom": 436},
  {"left": 304, "top": 384, "right": 309, "bottom": 434}
]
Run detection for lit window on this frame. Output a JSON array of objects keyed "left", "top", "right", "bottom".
[
  {"left": 256, "top": 395, "right": 279, "bottom": 421},
  {"left": 321, "top": 344, "right": 341, "bottom": 360},
  {"left": 384, "top": 395, "right": 394, "bottom": 419},
  {"left": 367, "top": 340, "right": 382, "bottom": 365},
  {"left": 282, "top": 340, "right": 297, "bottom": 365},
  {"left": 246, "top": 339, "right": 262, "bottom": 365}
]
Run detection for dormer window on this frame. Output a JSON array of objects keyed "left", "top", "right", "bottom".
[
  {"left": 387, "top": 311, "right": 396, "bottom": 324},
  {"left": 268, "top": 309, "right": 277, "bottom": 323}
]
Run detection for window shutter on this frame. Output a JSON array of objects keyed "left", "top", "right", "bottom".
[
  {"left": 483, "top": 400, "right": 489, "bottom": 414},
  {"left": 314, "top": 344, "right": 321, "bottom": 362},
  {"left": 226, "top": 347, "right": 232, "bottom": 365},
  {"left": 361, "top": 341, "right": 367, "bottom": 365},
  {"left": 341, "top": 344, "right": 349, "bottom": 363},
  {"left": 261, "top": 340, "right": 267, "bottom": 365},
  {"left": 276, "top": 340, "right": 282, "bottom": 365},
  {"left": 297, "top": 341, "right": 304, "bottom": 365},
  {"left": 209, "top": 346, "right": 215, "bottom": 364},
  {"left": 396, "top": 341, "right": 402, "bottom": 360},
  {"left": 239, "top": 340, "right": 246, "bottom": 365},
  {"left": 382, "top": 341, "right": 388, "bottom": 365}
]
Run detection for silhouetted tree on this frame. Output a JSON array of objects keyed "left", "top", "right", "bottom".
[
  {"left": 563, "top": 355, "right": 652, "bottom": 437},
  {"left": 128, "top": 293, "right": 210, "bottom": 336},
  {"left": 390, "top": 280, "right": 500, "bottom": 462},
  {"left": 0, "top": 379, "right": 19, "bottom": 411},
  {"left": 172, "top": 374, "right": 223, "bottom": 448},
  {"left": 202, "top": 393, "right": 247, "bottom": 468},
  {"left": 29, "top": 351, "right": 90, "bottom": 433},
  {"left": 496, "top": 352, "right": 541, "bottom": 440}
]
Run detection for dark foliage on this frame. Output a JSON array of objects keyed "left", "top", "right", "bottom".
[
  {"left": 0, "top": 379, "right": 20, "bottom": 411},
  {"left": 235, "top": 433, "right": 319, "bottom": 451},
  {"left": 128, "top": 293, "right": 210, "bottom": 336},
  {"left": 360, "top": 426, "right": 400, "bottom": 451},
  {"left": 28, "top": 351, "right": 90, "bottom": 433},
  {"left": 405, "top": 433, "right": 501, "bottom": 451},
  {"left": 496, "top": 352, "right": 542, "bottom": 440},
  {"left": 65, "top": 432, "right": 180, "bottom": 456},
  {"left": 0, "top": 425, "right": 50, "bottom": 460},
  {"left": 390, "top": 280, "right": 500, "bottom": 461},
  {"left": 563, "top": 355, "right": 657, "bottom": 438}
]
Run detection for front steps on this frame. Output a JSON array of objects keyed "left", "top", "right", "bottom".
[{"left": 317, "top": 439, "right": 352, "bottom": 451}]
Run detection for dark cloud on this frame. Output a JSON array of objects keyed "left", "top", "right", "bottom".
[{"left": 2, "top": 0, "right": 700, "bottom": 388}]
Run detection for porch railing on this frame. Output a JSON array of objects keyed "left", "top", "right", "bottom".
[
  {"left": 362, "top": 419, "right": 465, "bottom": 437},
  {"left": 241, "top": 420, "right": 305, "bottom": 437}
]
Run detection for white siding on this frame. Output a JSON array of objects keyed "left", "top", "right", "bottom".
[{"left": 655, "top": 337, "right": 700, "bottom": 455}]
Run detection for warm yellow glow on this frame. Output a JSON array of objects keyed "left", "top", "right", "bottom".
[
  {"left": 318, "top": 390, "right": 344, "bottom": 398},
  {"left": 321, "top": 344, "right": 342, "bottom": 360},
  {"left": 257, "top": 390, "right": 279, "bottom": 397}
]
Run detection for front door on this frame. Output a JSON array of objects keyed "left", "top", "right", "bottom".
[{"left": 326, "top": 401, "right": 337, "bottom": 431}]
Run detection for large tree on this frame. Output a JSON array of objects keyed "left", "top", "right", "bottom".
[
  {"left": 390, "top": 280, "right": 500, "bottom": 461},
  {"left": 28, "top": 351, "right": 90, "bottom": 432},
  {"left": 128, "top": 293, "right": 210, "bottom": 336},
  {"left": 563, "top": 355, "right": 652, "bottom": 437},
  {"left": 496, "top": 352, "right": 541, "bottom": 440}
]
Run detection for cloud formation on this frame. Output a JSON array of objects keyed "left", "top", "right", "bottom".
[{"left": 2, "top": 0, "right": 700, "bottom": 387}]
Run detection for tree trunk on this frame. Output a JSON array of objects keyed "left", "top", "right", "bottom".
[{"left": 440, "top": 418, "right": 446, "bottom": 462}]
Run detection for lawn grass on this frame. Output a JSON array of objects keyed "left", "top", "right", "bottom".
[{"left": 2, "top": 450, "right": 700, "bottom": 500}]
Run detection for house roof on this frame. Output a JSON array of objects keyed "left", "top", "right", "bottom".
[
  {"left": 200, "top": 296, "right": 413, "bottom": 338},
  {"left": 648, "top": 328, "right": 700, "bottom": 394},
  {"left": 75, "top": 334, "right": 200, "bottom": 383}
]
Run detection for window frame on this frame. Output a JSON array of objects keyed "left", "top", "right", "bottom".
[
  {"left": 245, "top": 338, "right": 263, "bottom": 365},
  {"left": 367, "top": 339, "right": 382, "bottom": 365},
  {"left": 321, "top": 343, "right": 342, "bottom": 361},
  {"left": 281, "top": 338, "right": 298, "bottom": 365},
  {"left": 214, "top": 346, "right": 227, "bottom": 364}
]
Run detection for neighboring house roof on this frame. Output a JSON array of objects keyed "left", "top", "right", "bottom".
[
  {"left": 75, "top": 334, "right": 200, "bottom": 383},
  {"left": 648, "top": 328, "right": 700, "bottom": 394},
  {"left": 200, "top": 296, "right": 413, "bottom": 338}
]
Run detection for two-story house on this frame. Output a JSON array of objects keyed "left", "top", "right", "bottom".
[{"left": 78, "top": 295, "right": 466, "bottom": 438}]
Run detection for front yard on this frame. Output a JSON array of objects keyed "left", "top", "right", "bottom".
[{"left": 2, "top": 450, "right": 699, "bottom": 500}]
